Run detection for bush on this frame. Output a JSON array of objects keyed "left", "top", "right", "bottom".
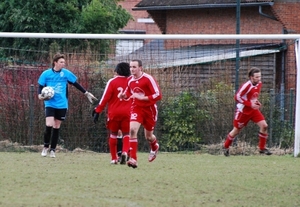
[{"left": 160, "top": 91, "right": 209, "bottom": 151}]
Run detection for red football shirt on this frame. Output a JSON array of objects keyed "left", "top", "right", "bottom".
[
  {"left": 235, "top": 80, "right": 262, "bottom": 115},
  {"left": 95, "top": 76, "right": 131, "bottom": 120},
  {"left": 125, "top": 72, "right": 162, "bottom": 107}
]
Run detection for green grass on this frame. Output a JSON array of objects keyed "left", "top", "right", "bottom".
[{"left": 0, "top": 152, "right": 299, "bottom": 207}]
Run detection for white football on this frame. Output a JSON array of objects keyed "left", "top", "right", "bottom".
[{"left": 41, "top": 86, "right": 55, "bottom": 99}]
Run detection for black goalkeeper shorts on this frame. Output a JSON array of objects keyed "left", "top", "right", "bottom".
[{"left": 45, "top": 107, "right": 67, "bottom": 121}]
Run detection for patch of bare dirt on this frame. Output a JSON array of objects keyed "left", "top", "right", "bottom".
[
  {"left": 202, "top": 141, "right": 293, "bottom": 155},
  {"left": 0, "top": 140, "right": 294, "bottom": 155},
  {"left": 0, "top": 140, "right": 94, "bottom": 153}
]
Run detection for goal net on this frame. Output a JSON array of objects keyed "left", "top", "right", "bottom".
[{"left": 0, "top": 33, "right": 298, "bottom": 156}]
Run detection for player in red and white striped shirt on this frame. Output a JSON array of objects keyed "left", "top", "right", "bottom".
[
  {"left": 118, "top": 59, "right": 162, "bottom": 168},
  {"left": 93, "top": 62, "right": 131, "bottom": 164},
  {"left": 223, "top": 67, "right": 272, "bottom": 156}
]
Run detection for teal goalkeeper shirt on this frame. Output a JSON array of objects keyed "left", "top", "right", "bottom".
[{"left": 38, "top": 68, "right": 77, "bottom": 109}]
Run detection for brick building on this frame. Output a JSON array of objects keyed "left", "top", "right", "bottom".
[
  {"left": 130, "top": 0, "right": 300, "bottom": 90},
  {"left": 118, "top": 0, "right": 161, "bottom": 34},
  {"left": 116, "top": 0, "right": 161, "bottom": 56}
]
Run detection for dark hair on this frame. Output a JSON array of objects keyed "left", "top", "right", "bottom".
[
  {"left": 114, "top": 62, "right": 130, "bottom": 77},
  {"left": 52, "top": 53, "right": 65, "bottom": 68},
  {"left": 131, "top": 59, "right": 142, "bottom": 67},
  {"left": 248, "top": 67, "right": 261, "bottom": 77}
]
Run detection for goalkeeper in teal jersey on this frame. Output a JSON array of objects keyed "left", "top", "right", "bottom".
[{"left": 38, "top": 53, "right": 97, "bottom": 158}]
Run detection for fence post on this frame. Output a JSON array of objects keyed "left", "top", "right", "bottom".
[
  {"left": 269, "top": 89, "right": 275, "bottom": 146},
  {"left": 289, "top": 88, "right": 295, "bottom": 125},
  {"left": 29, "top": 84, "right": 35, "bottom": 145}
]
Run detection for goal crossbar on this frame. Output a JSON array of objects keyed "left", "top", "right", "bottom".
[{"left": 0, "top": 32, "right": 300, "bottom": 40}]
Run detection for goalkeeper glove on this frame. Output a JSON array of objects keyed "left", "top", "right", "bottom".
[
  {"left": 85, "top": 91, "right": 98, "bottom": 104},
  {"left": 92, "top": 109, "right": 99, "bottom": 124},
  {"left": 38, "top": 94, "right": 51, "bottom": 101}
]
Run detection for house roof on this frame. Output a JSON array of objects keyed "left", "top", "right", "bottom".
[
  {"left": 113, "top": 40, "right": 284, "bottom": 69},
  {"left": 133, "top": 0, "right": 274, "bottom": 10}
]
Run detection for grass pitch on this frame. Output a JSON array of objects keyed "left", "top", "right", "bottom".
[{"left": 0, "top": 151, "right": 299, "bottom": 207}]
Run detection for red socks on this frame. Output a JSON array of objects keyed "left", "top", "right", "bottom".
[
  {"left": 224, "top": 132, "right": 268, "bottom": 150},
  {"left": 109, "top": 137, "right": 117, "bottom": 160},
  {"left": 258, "top": 132, "right": 268, "bottom": 150},
  {"left": 122, "top": 135, "right": 130, "bottom": 154},
  {"left": 110, "top": 135, "right": 133, "bottom": 161},
  {"left": 150, "top": 139, "right": 158, "bottom": 151},
  {"left": 129, "top": 138, "right": 138, "bottom": 160},
  {"left": 224, "top": 134, "right": 234, "bottom": 149}
]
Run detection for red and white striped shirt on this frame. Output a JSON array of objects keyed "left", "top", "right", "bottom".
[{"left": 235, "top": 80, "right": 262, "bottom": 114}]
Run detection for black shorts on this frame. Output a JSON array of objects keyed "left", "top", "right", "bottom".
[{"left": 45, "top": 107, "right": 67, "bottom": 121}]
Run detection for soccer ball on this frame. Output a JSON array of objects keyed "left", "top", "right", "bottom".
[{"left": 41, "top": 86, "right": 55, "bottom": 99}]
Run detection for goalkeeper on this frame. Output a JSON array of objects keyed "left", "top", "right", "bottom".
[
  {"left": 93, "top": 62, "right": 131, "bottom": 165},
  {"left": 38, "top": 53, "right": 97, "bottom": 158}
]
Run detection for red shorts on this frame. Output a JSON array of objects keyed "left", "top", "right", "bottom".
[
  {"left": 106, "top": 116, "right": 130, "bottom": 134},
  {"left": 130, "top": 104, "right": 158, "bottom": 131},
  {"left": 233, "top": 109, "right": 265, "bottom": 129}
]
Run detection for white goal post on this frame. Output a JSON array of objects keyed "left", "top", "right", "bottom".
[
  {"left": 294, "top": 40, "right": 300, "bottom": 157},
  {"left": 0, "top": 32, "right": 300, "bottom": 156}
]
